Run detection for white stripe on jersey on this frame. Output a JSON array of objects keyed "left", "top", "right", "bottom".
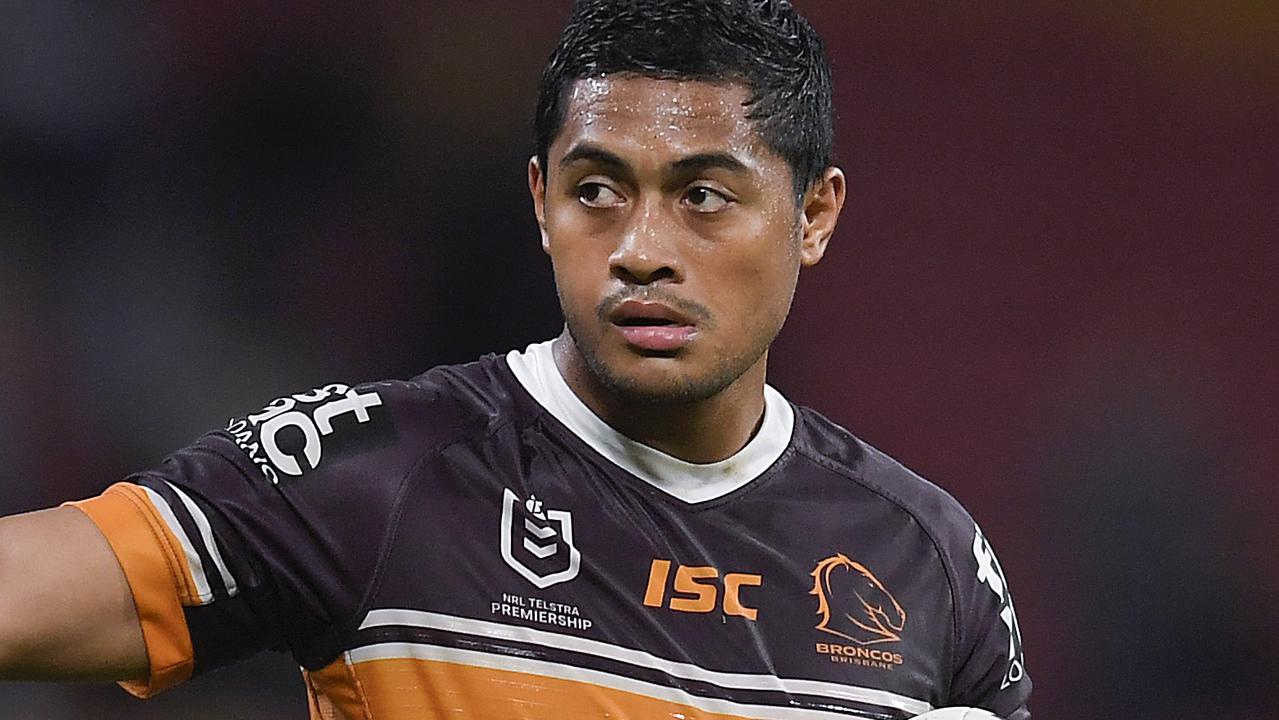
[
  {"left": 164, "top": 481, "right": 239, "bottom": 598},
  {"left": 346, "top": 642, "right": 895, "bottom": 720},
  {"left": 138, "top": 485, "right": 215, "bottom": 605},
  {"left": 359, "top": 609, "right": 933, "bottom": 716}
]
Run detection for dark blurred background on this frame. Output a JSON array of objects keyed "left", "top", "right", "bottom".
[{"left": 1, "top": 1, "right": 1275, "bottom": 718}]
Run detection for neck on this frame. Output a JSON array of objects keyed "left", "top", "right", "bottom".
[{"left": 552, "top": 333, "right": 768, "bottom": 464}]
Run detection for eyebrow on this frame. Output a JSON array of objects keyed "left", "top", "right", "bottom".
[
  {"left": 559, "top": 144, "right": 628, "bottom": 171},
  {"left": 558, "top": 144, "right": 751, "bottom": 177},
  {"left": 669, "top": 152, "right": 751, "bottom": 176}
]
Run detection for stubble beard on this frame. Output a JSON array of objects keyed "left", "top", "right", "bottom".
[{"left": 561, "top": 305, "right": 777, "bottom": 408}]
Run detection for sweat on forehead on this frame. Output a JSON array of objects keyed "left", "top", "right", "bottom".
[
  {"left": 568, "top": 75, "right": 748, "bottom": 118},
  {"left": 553, "top": 77, "right": 770, "bottom": 160}
]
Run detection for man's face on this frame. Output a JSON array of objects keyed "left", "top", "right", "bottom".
[{"left": 531, "top": 76, "right": 837, "bottom": 404}]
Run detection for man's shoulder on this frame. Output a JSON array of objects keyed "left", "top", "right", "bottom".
[
  {"left": 790, "top": 403, "right": 980, "bottom": 551},
  {"left": 212, "top": 351, "right": 536, "bottom": 487},
  {"left": 365, "top": 350, "right": 537, "bottom": 451}
]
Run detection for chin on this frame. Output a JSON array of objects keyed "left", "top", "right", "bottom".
[
  {"left": 563, "top": 312, "right": 770, "bottom": 406},
  {"left": 606, "top": 377, "right": 723, "bottom": 406},
  {"left": 588, "top": 344, "right": 744, "bottom": 406}
]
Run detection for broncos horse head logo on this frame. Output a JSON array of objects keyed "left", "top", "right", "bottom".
[{"left": 810, "top": 554, "right": 906, "bottom": 645}]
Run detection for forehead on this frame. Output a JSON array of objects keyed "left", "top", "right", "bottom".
[{"left": 553, "top": 75, "right": 770, "bottom": 164}]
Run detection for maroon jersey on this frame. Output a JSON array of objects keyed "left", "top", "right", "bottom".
[{"left": 71, "top": 340, "right": 1030, "bottom": 719}]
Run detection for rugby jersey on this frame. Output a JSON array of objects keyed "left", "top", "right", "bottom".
[{"left": 70, "top": 339, "right": 1031, "bottom": 719}]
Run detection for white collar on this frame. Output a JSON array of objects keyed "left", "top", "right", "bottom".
[{"left": 505, "top": 339, "right": 794, "bottom": 504}]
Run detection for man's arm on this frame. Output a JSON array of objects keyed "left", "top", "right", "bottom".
[{"left": 0, "top": 507, "right": 148, "bottom": 681}]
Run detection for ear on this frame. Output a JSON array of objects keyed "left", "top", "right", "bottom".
[
  {"left": 528, "top": 155, "right": 551, "bottom": 253},
  {"left": 798, "top": 166, "right": 846, "bottom": 267}
]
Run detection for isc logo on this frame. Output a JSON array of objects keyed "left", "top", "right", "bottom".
[{"left": 641, "top": 559, "right": 762, "bottom": 621}]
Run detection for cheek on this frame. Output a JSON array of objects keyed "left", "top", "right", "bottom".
[
  {"left": 546, "top": 214, "right": 611, "bottom": 316},
  {"left": 742, "top": 262, "right": 798, "bottom": 326},
  {"left": 546, "top": 207, "right": 602, "bottom": 269},
  {"left": 710, "top": 219, "right": 799, "bottom": 312}
]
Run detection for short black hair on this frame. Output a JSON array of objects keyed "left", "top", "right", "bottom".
[{"left": 535, "top": 0, "right": 834, "bottom": 199}]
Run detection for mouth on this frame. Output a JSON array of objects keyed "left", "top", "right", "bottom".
[
  {"left": 614, "top": 316, "right": 679, "bottom": 327},
  {"left": 608, "top": 300, "right": 698, "bottom": 352}
]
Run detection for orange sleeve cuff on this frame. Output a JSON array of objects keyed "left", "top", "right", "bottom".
[{"left": 66, "top": 483, "right": 196, "bottom": 698}]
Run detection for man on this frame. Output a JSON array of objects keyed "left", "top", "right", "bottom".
[{"left": 0, "top": 1, "right": 1030, "bottom": 718}]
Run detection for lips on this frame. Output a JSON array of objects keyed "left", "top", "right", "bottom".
[
  {"left": 608, "top": 300, "right": 698, "bottom": 352},
  {"left": 610, "top": 300, "right": 695, "bottom": 327}
]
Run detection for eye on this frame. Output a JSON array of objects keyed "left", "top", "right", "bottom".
[
  {"left": 683, "top": 185, "right": 732, "bottom": 213},
  {"left": 577, "top": 182, "right": 624, "bottom": 208}
]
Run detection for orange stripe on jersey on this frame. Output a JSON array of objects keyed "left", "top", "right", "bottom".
[
  {"left": 306, "top": 658, "right": 372, "bottom": 720},
  {"left": 338, "top": 656, "right": 756, "bottom": 720},
  {"left": 67, "top": 483, "right": 196, "bottom": 698},
  {"left": 73, "top": 483, "right": 205, "bottom": 605}
]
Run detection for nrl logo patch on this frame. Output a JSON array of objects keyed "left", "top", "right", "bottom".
[{"left": 500, "top": 488, "right": 581, "bottom": 589}]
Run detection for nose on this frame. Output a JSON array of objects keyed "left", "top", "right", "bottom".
[{"left": 609, "top": 200, "right": 682, "bottom": 286}]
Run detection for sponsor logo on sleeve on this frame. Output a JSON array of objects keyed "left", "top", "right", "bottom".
[
  {"left": 972, "top": 523, "right": 1025, "bottom": 689},
  {"left": 499, "top": 488, "right": 581, "bottom": 589},
  {"left": 225, "top": 383, "right": 391, "bottom": 485},
  {"left": 809, "top": 553, "right": 906, "bottom": 669}
]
